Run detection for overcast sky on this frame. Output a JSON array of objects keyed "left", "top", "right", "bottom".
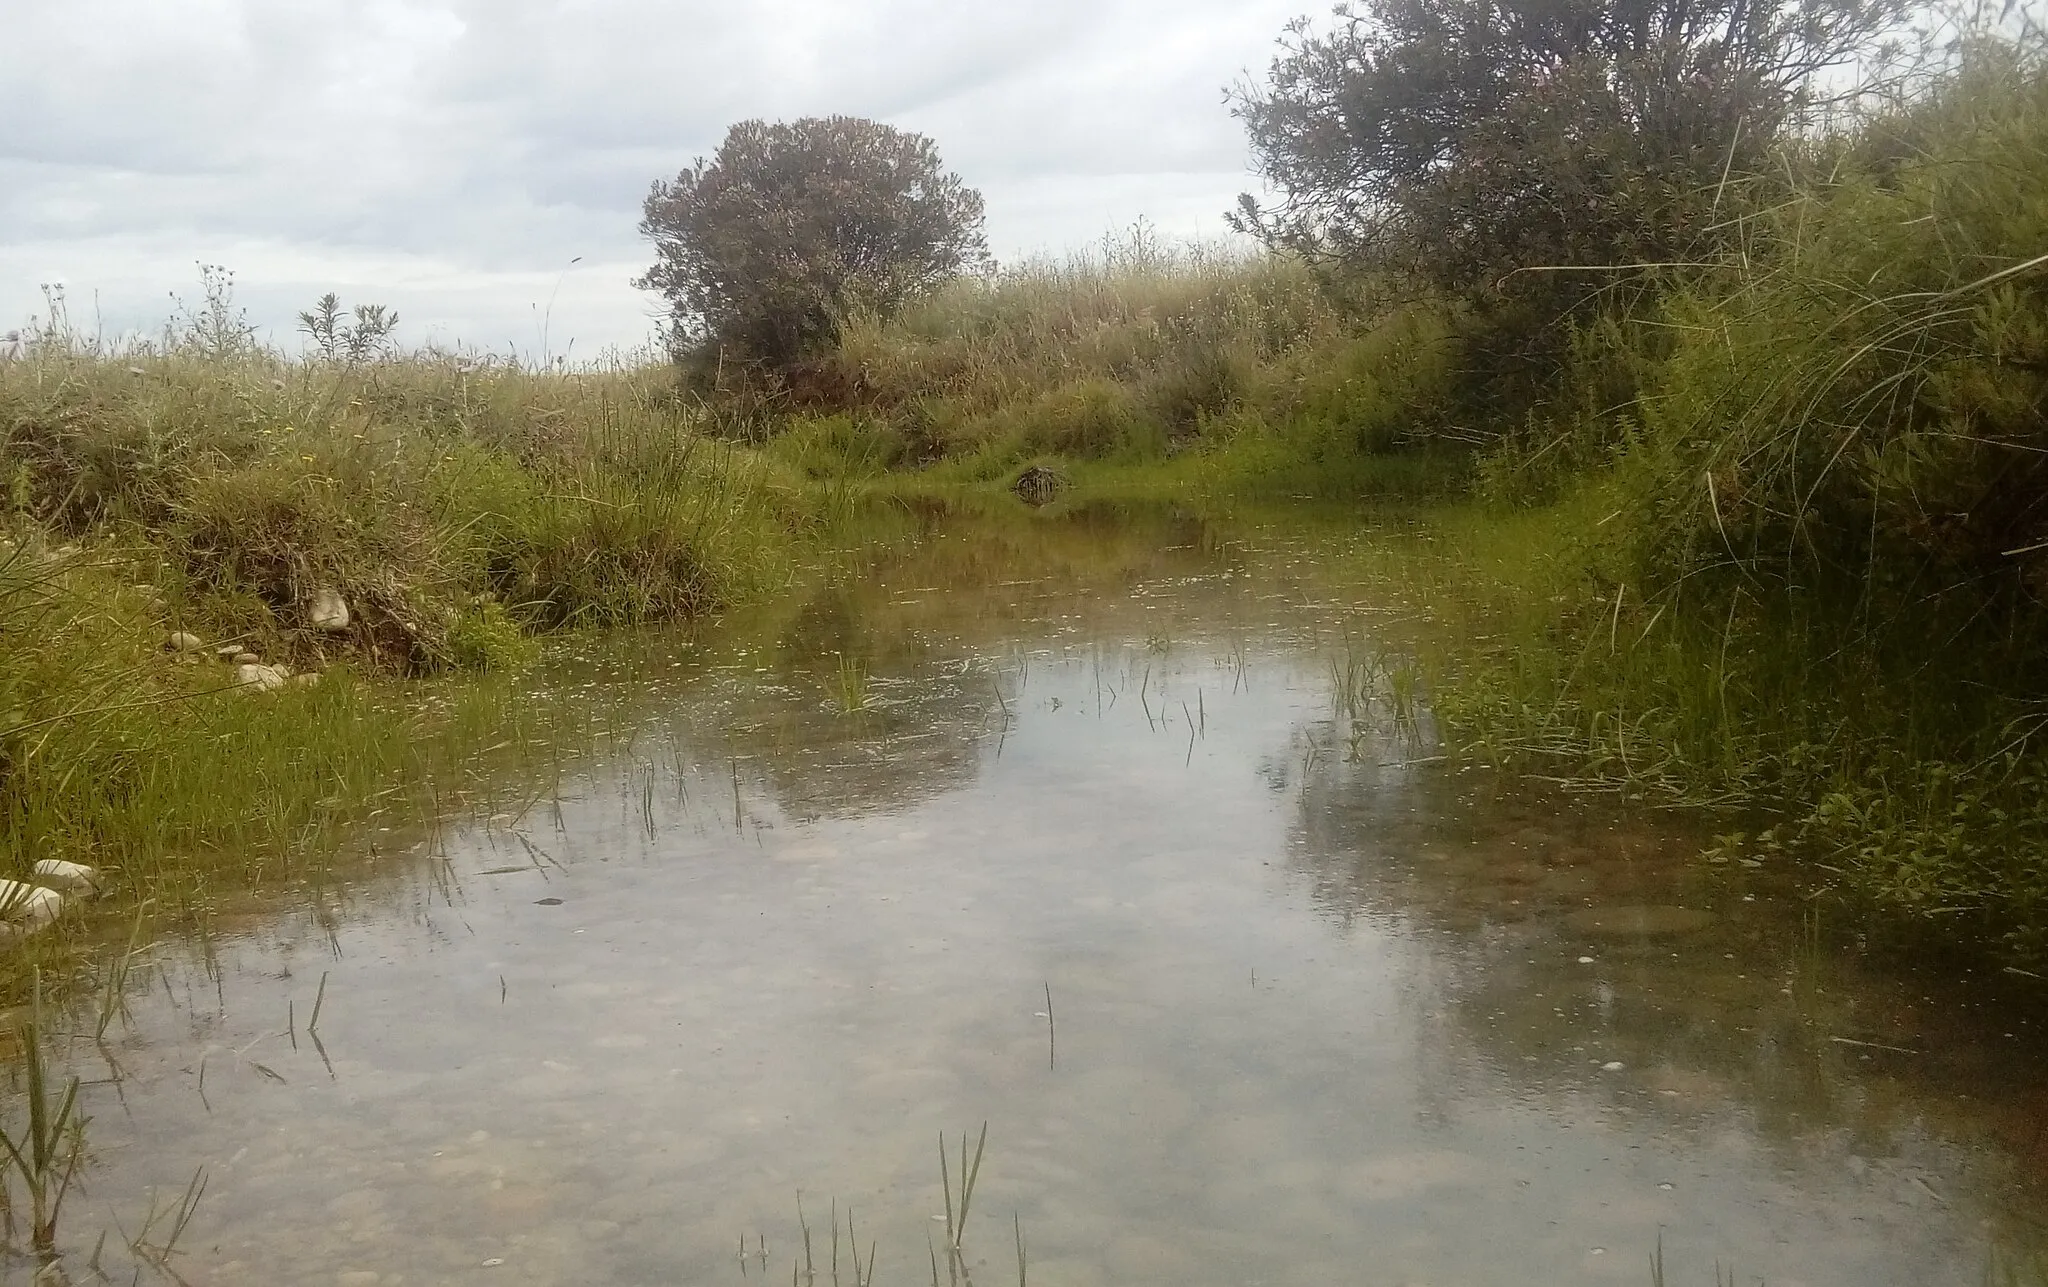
[{"left": 1, "top": 0, "right": 1307, "bottom": 359}]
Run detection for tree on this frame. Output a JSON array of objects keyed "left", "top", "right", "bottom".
[
  {"left": 1229, "top": 0, "right": 1905, "bottom": 299},
  {"left": 638, "top": 116, "right": 988, "bottom": 370}
]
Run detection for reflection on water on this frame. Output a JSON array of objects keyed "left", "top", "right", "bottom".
[{"left": 18, "top": 500, "right": 2048, "bottom": 1285}]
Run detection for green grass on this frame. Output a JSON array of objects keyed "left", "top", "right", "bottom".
[
  {"left": 759, "top": 228, "right": 1470, "bottom": 494},
  {"left": 0, "top": 287, "right": 836, "bottom": 999}
]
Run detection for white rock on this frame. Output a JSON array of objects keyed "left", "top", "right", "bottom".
[
  {"left": 234, "top": 663, "right": 290, "bottom": 693},
  {"left": 288, "top": 672, "right": 320, "bottom": 688},
  {"left": 215, "top": 644, "right": 244, "bottom": 660},
  {"left": 232, "top": 651, "right": 260, "bottom": 665},
  {"left": 165, "top": 632, "right": 205, "bottom": 653},
  {"left": 0, "top": 880, "right": 62, "bottom": 926},
  {"left": 30, "top": 859, "right": 99, "bottom": 893},
  {"left": 308, "top": 587, "right": 351, "bottom": 632}
]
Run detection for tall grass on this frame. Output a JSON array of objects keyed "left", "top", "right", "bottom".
[
  {"left": 766, "top": 228, "right": 1470, "bottom": 491},
  {"left": 0, "top": 280, "right": 826, "bottom": 997},
  {"left": 3, "top": 295, "right": 807, "bottom": 657}
]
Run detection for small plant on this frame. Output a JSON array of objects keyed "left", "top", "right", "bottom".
[
  {"left": 445, "top": 599, "right": 537, "bottom": 672},
  {"left": 932, "top": 1123, "right": 987, "bottom": 1286},
  {"left": 0, "top": 983, "right": 88, "bottom": 1257},
  {"left": 120, "top": 1166, "right": 208, "bottom": 1273},
  {"left": 298, "top": 293, "right": 401, "bottom": 363},
  {"left": 169, "top": 263, "right": 256, "bottom": 362},
  {"left": 831, "top": 653, "right": 873, "bottom": 715}
]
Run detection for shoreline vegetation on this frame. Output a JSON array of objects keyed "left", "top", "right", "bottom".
[
  {"left": 3, "top": 13, "right": 2048, "bottom": 993},
  {"left": 767, "top": 26, "right": 2048, "bottom": 972},
  {"left": 0, "top": 276, "right": 825, "bottom": 992}
]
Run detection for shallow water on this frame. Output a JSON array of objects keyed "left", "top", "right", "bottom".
[{"left": 18, "top": 502, "right": 2048, "bottom": 1285}]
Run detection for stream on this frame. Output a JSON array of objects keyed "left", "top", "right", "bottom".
[{"left": 16, "top": 500, "right": 2048, "bottom": 1285}]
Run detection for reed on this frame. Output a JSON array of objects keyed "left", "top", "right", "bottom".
[{"left": 0, "top": 982, "right": 87, "bottom": 1256}]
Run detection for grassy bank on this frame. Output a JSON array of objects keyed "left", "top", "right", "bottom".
[
  {"left": 0, "top": 298, "right": 826, "bottom": 988},
  {"left": 758, "top": 231, "right": 1471, "bottom": 497},
  {"left": 1426, "top": 39, "right": 2048, "bottom": 963}
]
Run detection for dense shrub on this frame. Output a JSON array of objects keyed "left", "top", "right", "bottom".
[
  {"left": 639, "top": 116, "right": 988, "bottom": 370},
  {"left": 1621, "top": 42, "right": 2048, "bottom": 602}
]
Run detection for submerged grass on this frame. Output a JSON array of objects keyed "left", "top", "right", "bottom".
[{"left": 0, "top": 997, "right": 85, "bottom": 1259}]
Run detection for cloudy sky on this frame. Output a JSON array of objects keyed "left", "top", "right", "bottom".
[{"left": 2, "top": 0, "right": 1308, "bottom": 359}]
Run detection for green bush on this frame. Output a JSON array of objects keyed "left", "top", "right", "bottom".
[
  {"left": 445, "top": 599, "right": 537, "bottom": 671},
  {"left": 1618, "top": 43, "right": 2048, "bottom": 599}
]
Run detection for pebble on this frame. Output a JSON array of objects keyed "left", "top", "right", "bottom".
[
  {"left": 1601, "top": 1061, "right": 1625, "bottom": 1071},
  {"left": 309, "top": 586, "right": 353, "bottom": 632},
  {"left": 0, "top": 879, "right": 61, "bottom": 926},
  {"left": 31, "top": 859, "right": 99, "bottom": 893},
  {"left": 165, "top": 631, "right": 205, "bottom": 653},
  {"left": 481, "top": 1258, "right": 504, "bottom": 1268},
  {"left": 234, "top": 663, "right": 291, "bottom": 693}
]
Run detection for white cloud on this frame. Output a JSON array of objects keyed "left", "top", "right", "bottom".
[{"left": 1, "top": 0, "right": 1299, "bottom": 357}]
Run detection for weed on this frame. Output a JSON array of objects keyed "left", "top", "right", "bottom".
[
  {"left": 0, "top": 983, "right": 87, "bottom": 1256},
  {"left": 830, "top": 654, "right": 873, "bottom": 715}
]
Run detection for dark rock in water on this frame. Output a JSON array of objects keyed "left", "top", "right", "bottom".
[
  {"left": 534, "top": 897, "right": 564, "bottom": 906},
  {"left": 1561, "top": 905, "right": 1717, "bottom": 937},
  {"left": 1013, "top": 465, "right": 1065, "bottom": 506}
]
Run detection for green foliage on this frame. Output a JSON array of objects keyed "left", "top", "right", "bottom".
[
  {"left": 0, "top": 280, "right": 810, "bottom": 675},
  {"left": 0, "top": 540, "right": 422, "bottom": 889},
  {"left": 638, "top": 116, "right": 989, "bottom": 370},
  {"left": 445, "top": 598, "right": 536, "bottom": 671},
  {"left": 1229, "top": 0, "right": 1902, "bottom": 299},
  {"left": 981, "top": 377, "right": 1165, "bottom": 459},
  {"left": 297, "top": 293, "right": 400, "bottom": 363},
  {"left": 1415, "top": 34, "right": 2048, "bottom": 964},
  {"left": 168, "top": 448, "right": 465, "bottom": 671},
  {"left": 1620, "top": 42, "right": 2048, "bottom": 601},
  {"left": 0, "top": 275, "right": 830, "bottom": 1000},
  {"left": 778, "top": 229, "right": 1476, "bottom": 485}
]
